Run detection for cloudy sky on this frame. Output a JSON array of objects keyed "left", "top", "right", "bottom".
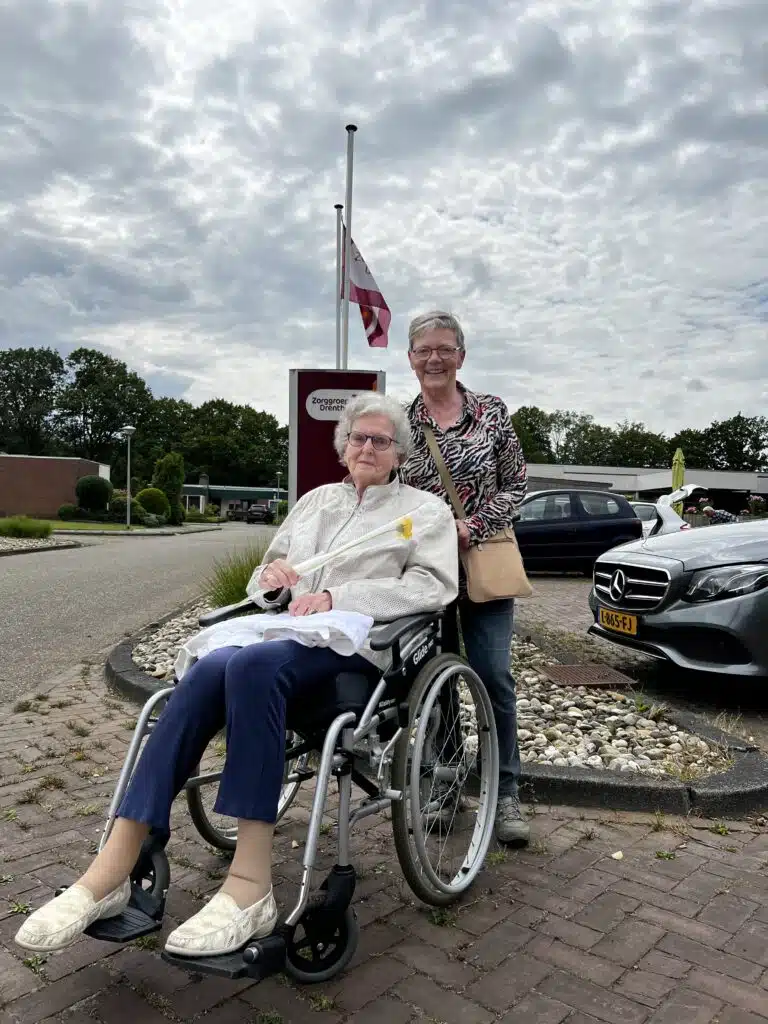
[{"left": 1, "top": 0, "right": 766, "bottom": 434}]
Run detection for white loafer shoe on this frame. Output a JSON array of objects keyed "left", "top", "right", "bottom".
[
  {"left": 15, "top": 879, "right": 131, "bottom": 952},
  {"left": 165, "top": 888, "right": 278, "bottom": 957}
]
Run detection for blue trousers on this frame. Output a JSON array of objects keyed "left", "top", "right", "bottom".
[
  {"left": 118, "top": 641, "right": 378, "bottom": 833},
  {"left": 442, "top": 598, "right": 520, "bottom": 798}
]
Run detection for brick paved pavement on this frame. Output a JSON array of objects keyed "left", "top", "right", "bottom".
[{"left": 2, "top": 663, "right": 768, "bottom": 1023}]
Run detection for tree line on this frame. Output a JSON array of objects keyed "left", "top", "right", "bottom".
[
  {"left": 1, "top": 347, "right": 766, "bottom": 482},
  {"left": 510, "top": 407, "right": 768, "bottom": 472},
  {"left": 0, "top": 347, "right": 288, "bottom": 490}
]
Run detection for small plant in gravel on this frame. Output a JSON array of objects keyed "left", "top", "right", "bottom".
[
  {"left": 581, "top": 827, "right": 598, "bottom": 841},
  {"left": 428, "top": 907, "right": 457, "bottom": 927},
  {"left": 3, "top": 808, "right": 18, "bottom": 821},
  {"left": 71, "top": 750, "right": 87, "bottom": 762},
  {"left": 655, "top": 850, "right": 676, "bottom": 860},
  {"left": 50, "top": 699, "right": 74, "bottom": 710},
  {"left": 124, "top": 719, "right": 138, "bottom": 731},
  {"left": 0, "top": 874, "right": 14, "bottom": 884},
  {"left": 529, "top": 839, "right": 549, "bottom": 855},
  {"left": 33, "top": 694, "right": 49, "bottom": 703},
  {"left": 134, "top": 935, "right": 160, "bottom": 951},
  {"left": 13, "top": 700, "right": 32, "bottom": 713},
  {"left": 66, "top": 720, "right": 91, "bottom": 737},
  {"left": 76, "top": 804, "right": 101, "bottom": 817},
  {"left": 254, "top": 1012, "right": 284, "bottom": 1024},
  {"left": 20, "top": 764, "right": 37, "bottom": 774},
  {"left": 711, "top": 823, "right": 730, "bottom": 836},
  {"left": 22, "top": 954, "right": 48, "bottom": 975},
  {"left": 487, "top": 849, "right": 509, "bottom": 865},
  {"left": 9, "top": 900, "right": 31, "bottom": 915},
  {"left": 651, "top": 810, "right": 666, "bottom": 832},
  {"left": 309, "top": 995, "right": 336, "bottom": 1012},
  {"left": 40, "top": 774, "right": 65, "bottom": 790}
]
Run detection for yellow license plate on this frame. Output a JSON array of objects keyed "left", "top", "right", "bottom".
[{"left": 598, "top": 607, "right": 638, "bottom": 635}]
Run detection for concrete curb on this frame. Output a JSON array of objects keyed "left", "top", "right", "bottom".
[
  {"left": 0, "top": 541, "right": 82, "bottom": 558},
  {"left": 54, "top": 526, "right": 222, "bottom": 537},
  {"left": 106, "top": 610, "right": 768, "bottom": 819}
]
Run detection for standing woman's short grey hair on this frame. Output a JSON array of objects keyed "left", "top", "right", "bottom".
[
  {"left": 333, "top": 393, "right": 413, "bottom": 463},
  {"left": 408, "top": 311, "right": 465, "bottom": 351}
]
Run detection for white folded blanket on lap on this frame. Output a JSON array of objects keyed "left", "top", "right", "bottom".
[{"left": 173, "top": 610, "right": 375, "bottom": 681}]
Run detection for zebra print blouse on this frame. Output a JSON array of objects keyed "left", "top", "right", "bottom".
[{"left": 400, "top": 382, "right": 528, "bottom": 563}]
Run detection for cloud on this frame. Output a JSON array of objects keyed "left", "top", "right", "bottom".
[{"left": 1, "top": 0, "right": 766, "bottom": 438}]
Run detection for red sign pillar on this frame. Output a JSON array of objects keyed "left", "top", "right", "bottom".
[{"left": 288, "top": 369, "right": 386, "bottom": 505}]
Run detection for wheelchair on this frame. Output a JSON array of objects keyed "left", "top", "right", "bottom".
[{"left": 78, "top": 599, "right": 499, "bottom": 985}]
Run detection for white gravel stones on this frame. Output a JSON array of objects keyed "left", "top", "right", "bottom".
[
  {"left": 132, "top": 606, "right": 732, "bottom": 780},
  {"left": 0, "top": 536, "right": 75, "bottom": 554}
]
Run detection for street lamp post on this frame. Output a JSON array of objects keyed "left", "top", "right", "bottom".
[{"left": 121, "top": 426, "right": 136, "bottom": 529}]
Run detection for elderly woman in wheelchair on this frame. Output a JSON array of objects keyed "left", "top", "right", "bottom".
[{"left": 16, "top": 393, "right": 501, "bottom": 983}]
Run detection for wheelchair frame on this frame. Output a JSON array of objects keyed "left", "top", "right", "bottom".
[{"left": 81, "top": 605, "right": 499, "bottom": 985}]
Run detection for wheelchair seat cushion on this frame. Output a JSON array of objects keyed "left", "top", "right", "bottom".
[{"left": 286, "top": 670, "right": 378, "bottom": 736}]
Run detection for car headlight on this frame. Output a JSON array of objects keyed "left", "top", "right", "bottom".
[{"left": 684, "top": 564, "right": 768, "bottom": 603}]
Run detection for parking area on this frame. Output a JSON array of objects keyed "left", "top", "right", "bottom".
[{"left": 515, "top": 575, "right": 768, "bottom": 754}]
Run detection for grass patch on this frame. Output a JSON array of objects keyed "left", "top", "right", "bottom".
[
  {"left": 487, "top": 849, "right": 508, "bottom": 865},
  {"left": 134, "top": 935, "right": 160, "bottom": 951},
  {"left": 13, "top": 700, "right": 32, "bottom": 714},
  {"left": 45, "top": 520, "right": 146, "bottom": 531},
  {"left": 3, "top": 808, "right": 18, "bottom": 821},
  {"left": 22, "top": 954, "right": 48, "bottom": 975},
  {"left": 0, "top": 516, "right": 53, "bottom": 539},
  {"left": 655, "top": 850, "right": 676, "bottom": 860},
  {"left": 76, "top": 804, "right": 101, "bottom": 817},
  {"left": 204, "top": 542, "right": 269, "bottom": 608},
  {"left": 308, "top": 995, "right": 336, "bottom": 1012},
  {"left": 66, "top": 720, "right": 91, "bottom": 737},
  {"left": 428, "top": 907, "right": 457, "bottom": 927},
  {"left": 9, "top": 900, "right": 31, "bottom": 915},
  {"left": 711, "top": 823, "right": 730, "bottom": 836}
]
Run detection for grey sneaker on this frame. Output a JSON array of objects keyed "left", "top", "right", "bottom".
[{"left": 495, "top": 794, "right": 530, "bottom": 845}]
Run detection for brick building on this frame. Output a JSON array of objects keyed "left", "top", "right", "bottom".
[{"left": 0, "top": 454, "right": 111, "bottom": 518}]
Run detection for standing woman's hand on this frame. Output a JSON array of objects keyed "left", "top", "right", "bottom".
[{"left": 456, "top": 520, "right": 472, "bottom": 550}]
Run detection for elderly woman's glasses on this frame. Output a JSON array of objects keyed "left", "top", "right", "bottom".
[
  {"left": 410, "top": 345, "right": 461, "bottom": 362},
  {"left": 347, "top": 431, "right": 395, "bottom": 451}
]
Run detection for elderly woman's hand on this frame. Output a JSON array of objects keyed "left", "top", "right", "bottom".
[
  {"left": 260, "top": 559, "right": 299, "bottom": 592},
  {"left": 289, "top": 592, "right": 332, "bottom": 616}
]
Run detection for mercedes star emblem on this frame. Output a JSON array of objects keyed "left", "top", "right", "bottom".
[{"left": 609, "top": 569, "right": 627, "bottom": 603}]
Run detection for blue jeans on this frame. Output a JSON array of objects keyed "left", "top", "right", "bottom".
[
  {"left": 442, "top": 598, "right": 520, "bottom": 799},
  {"left": 118, "top": 641, "right": 378, "bottom": 834}
]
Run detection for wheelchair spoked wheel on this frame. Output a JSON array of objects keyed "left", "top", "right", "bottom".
[
  {"left": 186, "top": 731, "right": 306, "bottom": 852},
  {"left": 391, "top": 653, "right": 499, "bottom": 907},
  {"left": 284, "top": 906, "right": 360, "bottom": 984}
]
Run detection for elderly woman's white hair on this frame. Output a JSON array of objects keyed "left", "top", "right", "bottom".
[
  {"left": 333, "top": 393, "right": 412, "bottom": 464},
  {"left": 408, "top": 310, "right": 465, "bottom": 351}
]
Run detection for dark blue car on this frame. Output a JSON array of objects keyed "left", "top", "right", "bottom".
[{"left": 514, "top": 489, "right": 642, "bottom": 574}]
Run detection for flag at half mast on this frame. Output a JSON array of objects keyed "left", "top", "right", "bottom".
[{"left": 342, "top": 228, "right": 391, "bottom": 348}]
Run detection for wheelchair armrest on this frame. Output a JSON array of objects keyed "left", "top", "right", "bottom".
[
  {"left": 198, "top": 596, "right": 259, "bottom": 628},
  {"left": 369, "top": 612, "right": 442, "bottom": 652}
]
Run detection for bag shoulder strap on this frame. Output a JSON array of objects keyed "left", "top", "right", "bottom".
[{"left": 422, "top": 425, "right": 467, "bottom": 519}]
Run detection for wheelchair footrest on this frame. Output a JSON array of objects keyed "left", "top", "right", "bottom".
[
  {"left": 162, "top": 933, "right": 287, "bottom": 981},
  {"left": 85, "top": 903, "right": 163, "bottom": 943}
]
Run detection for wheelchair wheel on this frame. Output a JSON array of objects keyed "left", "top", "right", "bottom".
[
  {"left": 284, "top": 906, "right": 359, "bottom": 984},
  {"left": 391, "top": 653, "right": 499, "bottom": 907},
  {"left": 186, "top": 730, "right": 306, "bottom": 852},
  {"left": 130, "top": 837, "right": 170, "bottom": 899}
]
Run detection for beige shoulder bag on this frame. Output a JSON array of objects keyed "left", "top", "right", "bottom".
[{"left": 422, "top": 426, "right": 533, "bottom": 602}]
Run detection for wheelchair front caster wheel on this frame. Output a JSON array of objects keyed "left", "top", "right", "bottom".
[
  {"left": 284, "top": 906, "right": 359, "bottom": 984},
  {"left": 130, "top": 839, "right": 170, "bottom": 900}
]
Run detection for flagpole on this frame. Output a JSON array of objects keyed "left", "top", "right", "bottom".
[
  {"left": 334, "top": 203, "right": 343, "bottom": 370},
  {"left": 341, "top": 123, "right": 357, "bottom": 370}
]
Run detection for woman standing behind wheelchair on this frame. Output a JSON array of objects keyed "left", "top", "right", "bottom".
[
  {"left": 15, "top": 393, "right": 458, "bottom": 959},
  {"left": 400, "top": 311, "right": 530, "bottom": 846}
]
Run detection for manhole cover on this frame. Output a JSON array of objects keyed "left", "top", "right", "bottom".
[{"left": 539, "top": 664, "right": 635, "bottom": 689}]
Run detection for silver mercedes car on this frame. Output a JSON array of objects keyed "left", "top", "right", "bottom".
[{"left": 587, "top": 519, "right": 768, "bottom": 678}]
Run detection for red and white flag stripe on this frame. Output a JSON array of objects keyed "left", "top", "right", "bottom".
[{"left": 342, "top": 229, "right": 391, "bottom": 349}]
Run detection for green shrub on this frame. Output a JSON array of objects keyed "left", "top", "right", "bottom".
[
  {"left": 109, "top": 495, "right": 145, "bottom": 524},
  {"left": 75, "top": 475, "right": 114, "bottom": 513},
  {"left": 58, "top": 504, "right": 78, "bottom": 521},
  {"left": 141, "top": 513, "right": 167, "bottom": 528},
  {"left": 0, "top": 516, "right": 53, "bottom": 539},
  {"left": 185, "top": 509, "right": 207, "bottom": 523},
  {"left": 135, "top": 487, "right": 171, "bottom": 518},
  {"left": 152, "top": 453, "right": 185, "bottom": 526},
  {"left": 204, "top": 543, "right": 269, "bottom": 608}
]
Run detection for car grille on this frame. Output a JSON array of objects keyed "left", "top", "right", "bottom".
[{"left": 594, "top": 561, "right": 671, "bottom": 612}]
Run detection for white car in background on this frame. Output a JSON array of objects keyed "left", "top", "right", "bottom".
[{"left": 630, "top": 485, "right": 706, "bottom": 539}]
